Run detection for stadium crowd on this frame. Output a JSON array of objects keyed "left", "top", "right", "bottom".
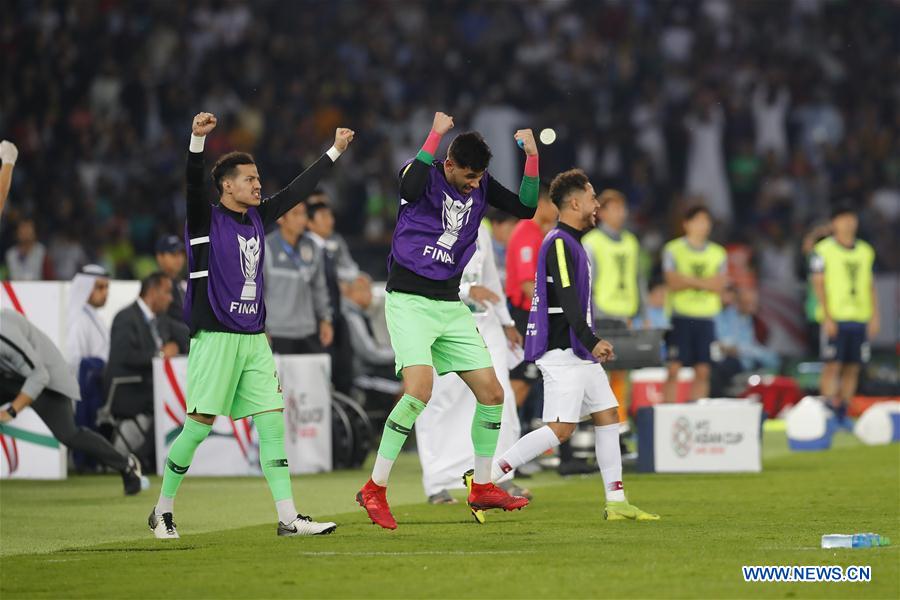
[{"left": 1, "top": 0, "right": 898, "bottom": 284}]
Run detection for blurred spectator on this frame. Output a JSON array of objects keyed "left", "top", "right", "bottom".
[
  {"left": 5, "top": 219, "right": 53, "bottom": 280},
  {"left": 155, "top": 235, "right": 187, "bottom": 323},
  {"left": 632, "top": 277, "right": 670, "bottom": 330},
  {"left": 105, "top": 273, "right": 188, "bottom": 427},
  {"left": 752, "top": 82, "right": 791, "bottom": 163},
  {"left": 306, "top": 193, "right": 359, "bottom": 394},
  {"left": 712, "top": 285, "right": 781, "bottom": 397},
  {"left": 264, "top": 202, "right": 333, "bottom": 354},
  {"left": 49, "top": 229, "right": 89, "bottom": 281},
  {"left": 685, "top": 95, "right": 731, "bottom": 226},
  {"left": 66, "top": 265, "right": 111, "bottom": 369},
  {"left": 343, "top": 273, "right": 399, "bottom": 394},
  {"left": 65, "top": 264, "right": 111, "bottom": 471}
]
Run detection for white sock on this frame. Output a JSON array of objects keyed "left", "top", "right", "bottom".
[
  {"left": 595, "top": 424, "right": 625, "bottom": 502},
  {"left": 371, "top": 454, "right": 395, "bottom": 487},
  {"left": 156, "top": 495, "right": 174, "bottom": 516},
  {"left": 492, "top": 425, "right": 560, "bottom": 483},
  {"left": 473, "top": 455, "right": 492, "bottom": 484},
  {"left": 276, "top": 499, "right": 298, "bottom": 524}
]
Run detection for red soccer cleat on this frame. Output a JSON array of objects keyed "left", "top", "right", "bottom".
[
  {"left": 356, "top": 479, "right": 397, "bottom": 530},
  {"left": 467, "top": 481, "right": 530, "bottom": 512}
]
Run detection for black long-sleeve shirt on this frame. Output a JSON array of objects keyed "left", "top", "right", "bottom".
[
  {"left": 545, "top": 222, "right": 602, "bottom": 353},
  {"left": 387, "top": 160, "right": 537, "bottom": 300},
  {"left": 185, "top": 150, "right": 335, "bottom": 334}
]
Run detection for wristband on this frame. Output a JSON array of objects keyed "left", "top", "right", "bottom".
[
  {"left": 326, "top": 145, "right": 342, "bottom": 162},
  {"left": 524, "top": 154, "right": 539, "bottom": 178},
  {"left": 189, "top": 134, "right": 206, "bottom": 153},
  {"left": 422, "top": 130, "right": 442, "bottom": 156},
  {"left": 6, "top": 406, "right": 17, "bottom": 419}
]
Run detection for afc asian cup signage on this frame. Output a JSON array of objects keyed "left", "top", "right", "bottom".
[{"left": 654, "top": 402, "right": 762, "bottom": 472}]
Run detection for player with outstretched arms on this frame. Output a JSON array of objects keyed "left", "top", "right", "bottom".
[
  {"left": 148, "top": 112, "right": 354, "bottom": 539},
  {"left": 491, "top": 169, "right": 659, "bottom": 522},
  {"left": 356, "top": 111, "right": 538, "bottom": 529}
]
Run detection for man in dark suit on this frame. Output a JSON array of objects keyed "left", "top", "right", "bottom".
[
  {"left": 106, "top": 272, "right": 189, "bottom": 421},
  {"left": 305, "top": 194, "right": 359, "bottom": 394},
  {"left": 155, "top": 235, "right": 187, "bottom": 324}
]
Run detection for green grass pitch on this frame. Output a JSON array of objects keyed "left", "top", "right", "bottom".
[{"left": 1, "top": 431, "right": 897, "bottom": 599}]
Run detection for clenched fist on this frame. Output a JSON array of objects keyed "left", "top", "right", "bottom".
[
  {"left": 514, "top": 129, "right": 538, "bottom": 156},
  {"left": 432, "top": 112, "right": 454, "bottom": 135},
  {"left": 334, "top": 128, "right": 355, "bottom": 152},
  {"left": 192, "top": 112, "right": 217, "bottom": 136},
  {"left": 592, "top": 339, "right": 616, "bottom": 363}
]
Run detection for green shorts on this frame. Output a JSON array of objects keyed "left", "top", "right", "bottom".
[
  {"left": 385, "top": 291, "right": 493, "bottom": 377},
  {"left": 186, "top": 331, "right": 283, "bottom": 420}
]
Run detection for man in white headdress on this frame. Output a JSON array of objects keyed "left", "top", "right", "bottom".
[
  {"left": 415, "top": 222, "right": 530, "bottom": 505},
  {"left": 66, "top": 264, "right": 111, "bottom": 470},
  {"left": 66, "top": 264, "right": 111, "bottom": 370}
]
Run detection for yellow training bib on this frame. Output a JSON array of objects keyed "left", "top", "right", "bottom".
[
  {"left": 813, "top": 237, "right": 874, "bottom": 323},
  {"left": 664, "top": 237, "right": 727, "bottom": 318},
  {"left": 583, "top": 228, "right": 640, "bottom": 318}
]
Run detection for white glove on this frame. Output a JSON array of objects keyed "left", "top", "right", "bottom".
[{"left": 0, "top": 140, "right": 18, "bottom": 165}]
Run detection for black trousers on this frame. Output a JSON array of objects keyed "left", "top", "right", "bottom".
[
  {"left": 20, "top": 389, "right": 128, "bottom": 472},
  {"left": 271, "top": 334, "right": 325, "bottom": 355},
  {"left": 330, "top": 317, "right": 355, "bottom": 395}
]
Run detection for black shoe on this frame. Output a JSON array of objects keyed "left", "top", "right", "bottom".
[{"left": 122, "top": 453, "right": 143, "bottom": 496}]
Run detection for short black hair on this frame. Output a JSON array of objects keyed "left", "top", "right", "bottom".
[
  {"left": 830, "top": 201, "right": 857, "bottom": 219},
  {"left": 683, "top": 204, "right": 712, "bottom": 221},
  {"left": 307, "top": 201, "right": 332, "bottom": 220},
  {"left": 139, "top": 271, "right": 170, "bottom": 298},
  {"left": 211, "top": 151, "right": 255, "bottom": 195},
  {"left": 549, "top": 168, "right": 590, "bottom": 209},
  {"left": 448, "top": 132, "right": 492, "bottom": 172}
]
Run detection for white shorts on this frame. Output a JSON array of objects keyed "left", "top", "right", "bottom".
[{"left": 537, "top": 349, "right": 618, "bottom": 423}]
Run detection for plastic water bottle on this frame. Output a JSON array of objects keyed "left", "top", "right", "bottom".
[{"left": 821, "top": 533, "right": 891, "bottom": 548}]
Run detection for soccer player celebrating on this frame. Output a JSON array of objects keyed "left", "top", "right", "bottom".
[
  {"left": 810, "top": 203, "right": 879, "bottom": 424},
  {"left": 149, "top": 112, "right": 354, "bottom": 539},
  {"left": 492, "top": 169, "right": 659, "bottom": 522},
  {"left": 356, "top": 111, "right": 538, "bottom": 529}
]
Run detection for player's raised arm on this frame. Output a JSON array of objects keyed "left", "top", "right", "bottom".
[
  {"left": 259, "top": 127, "right": 355, "bottom": 226},
  {"left": 485, "top": 128, "right": 539, "bottom": 219},
  {"left": 186, "top": 112, "right": 217, "bottom": 231},
  {"left": 399, "top": 111, "right": 454, "bottom": 202},
  {"left": 0, "top": 140, "right": 18, "bottom": 216}
]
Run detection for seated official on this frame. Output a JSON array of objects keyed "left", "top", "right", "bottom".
[
  {"left": 712, "top": 286, "right": 780, "bottom": 396},
  {"left": 106, "top": 272, "right": 189, "bottom": 419},
  {"left": 342, "top": 273, "right": 401, "bottom": 395}
]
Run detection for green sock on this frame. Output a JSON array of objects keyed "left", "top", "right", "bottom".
[
  {"left": 377, "top": 394, "right": 426, "bottom": 460},
  {"left": 160, "top": 417, "right": 212, "bottom": 499},
  {"left": 254, "top": 411, "right": 292, "bottom": 502},
  {"left": 471, "top": 402, "right": 503, "bottom": 457}
]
